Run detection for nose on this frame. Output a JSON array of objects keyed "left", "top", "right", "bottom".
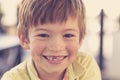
[{"left": 47, "top": 35, "right": 66, "bottom": 52}]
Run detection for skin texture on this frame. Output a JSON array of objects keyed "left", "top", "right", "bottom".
[{"left": 19, "top": 17, "right": 82, "bottom": 80}]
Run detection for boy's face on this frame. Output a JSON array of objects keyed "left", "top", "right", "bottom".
[{"left": 21, "top": 17, "right": 81, "bottom": 74}]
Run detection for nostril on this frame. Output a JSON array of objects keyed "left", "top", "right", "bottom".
[{"left": 47, "top": 45, "right": 65, "bottom": 52}]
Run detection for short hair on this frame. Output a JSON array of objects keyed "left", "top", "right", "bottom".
[{"left": 17, "top": 0, "right": 86, "bottom": 40}]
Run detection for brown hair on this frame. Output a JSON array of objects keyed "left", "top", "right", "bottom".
[{"left": 18, "top": 0, "right": 86, "bottom": 40}]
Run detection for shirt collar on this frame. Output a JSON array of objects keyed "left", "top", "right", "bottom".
[
  {"left": 67, "top": 60, "right": 86, "bottom": 80},
  {"left": 27, "top": 58, "right": 40, "bottom": 80}
]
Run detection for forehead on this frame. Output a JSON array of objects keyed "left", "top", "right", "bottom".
[{"left": 31, "top": 17, "right": 79, "bottom": 31}]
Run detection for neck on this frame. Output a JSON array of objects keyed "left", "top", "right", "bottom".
[
  {"left": 39, "top": 71, "right": 65, "bottom": 80},
  {"left": 34, "top": 65, "right": 66, "bottom": 80}
]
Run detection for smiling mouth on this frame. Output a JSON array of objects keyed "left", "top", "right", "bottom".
[{"left": 42, "top": 55, "right": 68, "bottom": 64}]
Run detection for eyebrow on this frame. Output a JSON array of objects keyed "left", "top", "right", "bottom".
[
  {"left": 34, "top": 27, "right": 79, "bottom": 33},
  {"left": 63, "top": 29, "right": 79, "bottom": 32},
  {"left": 34, "top": 28, "right": 50, "bottom": 32}
]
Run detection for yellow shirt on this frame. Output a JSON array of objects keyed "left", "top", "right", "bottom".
[{"left": 1, "top": 52, "right": 101, "bottom": 80}]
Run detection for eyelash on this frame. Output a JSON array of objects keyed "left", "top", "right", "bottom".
[
  {"left": 37, "top": 34, "right": 75, "bottom": 38},
  {"left": 38, "top": 34, "right": 49, "bottom": 37},
  {"left": 63, "top": 34, "right": 75, "bottom": 38}
]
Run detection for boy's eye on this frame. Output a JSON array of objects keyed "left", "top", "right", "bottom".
[
  {"left": 64, "top": 34, "right": 75, "bottom": 38},
  {"left": 38, "top": 34, "right": 49, "bottom": 37}
]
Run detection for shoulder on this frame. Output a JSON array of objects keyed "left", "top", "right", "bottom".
[
  {"left": 76, "top": 52, "right": 102, "bottom": 80},
  {"left": 1, "top": 60, "right": 29, "bottom": 80},
  {"left": 77, "top": 52, "right": 97, "bottom": 66}
]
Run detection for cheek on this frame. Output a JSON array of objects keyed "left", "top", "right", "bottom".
[
  {"left": 30, "top": 41, "right": 46, "bottom": 56},
  {"left": 67, "top": 41, "right": 80, "bottom": 55}
]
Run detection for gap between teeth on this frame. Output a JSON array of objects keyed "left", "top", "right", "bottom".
[{"left": 46, "top": 56, "right": 65, "bottom": 61}]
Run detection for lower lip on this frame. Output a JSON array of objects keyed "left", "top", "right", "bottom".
[{"left": 43, "top": 56, "right": 67, "bottom": 64}]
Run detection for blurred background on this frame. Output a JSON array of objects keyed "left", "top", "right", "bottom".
[{"left": 0, "top": 0, "right": 120, "bottom": 80}]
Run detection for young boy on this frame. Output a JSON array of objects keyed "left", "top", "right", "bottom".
[{"left": 1, "top": 0, "right": 101, "bottom": 80}]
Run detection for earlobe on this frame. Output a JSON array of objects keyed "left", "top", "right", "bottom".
[{"left": 18, "top": 32, "right": 30, "bottom": 49}]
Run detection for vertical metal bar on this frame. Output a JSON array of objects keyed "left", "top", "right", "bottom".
[{"left": 99, "top": 9, "right": 104, "bottom": 71}]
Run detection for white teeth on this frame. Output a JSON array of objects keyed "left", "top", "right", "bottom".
[
  {"left": 45, "top": 56, "right": 65, "bottom": 61},
  {"left": 47, "top": 56, "right": 53, "bottom": 61}
]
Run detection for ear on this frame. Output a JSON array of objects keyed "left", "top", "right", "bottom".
[
  {"left": 79, "top": 39, "right": 83, "bottom": 47},
  {"left": 18, "top": 32, "right": 30, "bottom": 49}
]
